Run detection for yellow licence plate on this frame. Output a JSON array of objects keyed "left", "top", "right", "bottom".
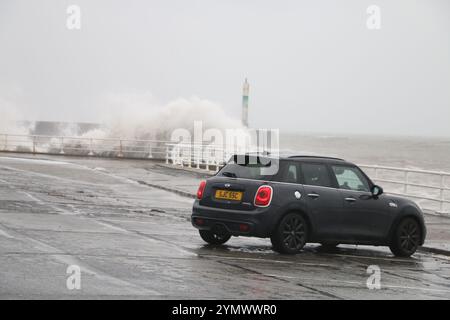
[{"left": 215, "top": 190, "right": 243, "bottom": 201}]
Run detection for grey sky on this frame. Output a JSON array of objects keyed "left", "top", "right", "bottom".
[{"left": 1, "top": 0, "right": 449, "bottom": 136}]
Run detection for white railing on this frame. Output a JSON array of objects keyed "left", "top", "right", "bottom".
[
  {"left": 166, "top": 142, "right": 262, "bottom": 171},
  {"left": 169, "top": 149, "right": 450, "bottom": 215},
  {"left": 0, "top": 133, "right": 234, "bottom": 170},
  {"left": 0, "top": 133, "right": 171, "bottom": 160},
  {"left": 0, "top": 133, "right": 448, "bottom": 215},
  {"left": 166, "top": 143, "right": 227, "bottom": 171},
  {"left": 359, "top": 165, "right": 450, "bottom": 215}
]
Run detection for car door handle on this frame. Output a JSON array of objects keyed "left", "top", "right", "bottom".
[
  {"left": 307, "top": 193, "right": 320, "bottom": 199},
  {"left": 345, "top": 197, "right": 356, "bottom": 202}
]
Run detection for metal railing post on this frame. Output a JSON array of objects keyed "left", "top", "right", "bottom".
[
  {"left": 118, "top": 140, "right": 123, "bottom": 157},
  {"left": 148, "top": 143, "right": 153, "bottom": 159},
  {"left": 187, "top": 145, "right": 192, "bottom": 168},
  {"left": 32, "top": 136, "right": 36, "bottom": 154},
  {"left": 196, "top": 145, "right": 200, "bottom": 169},
  {"left": 59, "top": 137, "right": 65, "bottom": 154},
  {"left": 404, "top": 171, "right": 409, "bottom": 194},
  {"left": 440, "top": 173, "right": 445, "bottom": 213},
  {"left": 165, "top": 146, "right": 170, "bottom": 164},
  {"left": 179, "top": 147, "right": 183, "bottom": 167},
  {"left": 88, "top": 139, "right": 94, "bottom": 156},
  {"left": 174, "top": 146, "right": 178, "bottom": 165}
]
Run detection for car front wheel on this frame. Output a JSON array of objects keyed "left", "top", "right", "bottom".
[
  {"left": 271, "top": 213, "right": 308, "bottom": 254},
  {"left": 199, "top": 230, "right": 231, "bottom": 245},
  {"left": 389, "top": 218, "right": 421, "bottom": 257}
]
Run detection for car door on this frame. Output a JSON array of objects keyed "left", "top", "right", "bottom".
[
  {"left": 331, "top": 165, "right": 392, "bottom": 242},
  {"left": 272, "top": 161, "right": 307, "bottom": 216},
  {"left": 299, "top": 163, "right": 343, "bottom": 240}
]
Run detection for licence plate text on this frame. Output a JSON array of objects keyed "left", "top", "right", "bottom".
[{"left": 215, "top": 190, "right": 243, "bottom": 201}]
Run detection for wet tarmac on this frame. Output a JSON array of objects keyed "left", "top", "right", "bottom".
[{"left": 0, "top": 154, "right": 449, "bottom": 299}]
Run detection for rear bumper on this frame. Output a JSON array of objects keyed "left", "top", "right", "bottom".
[{"left": 191, "top": 200, "right": 278, "bottom": 237}]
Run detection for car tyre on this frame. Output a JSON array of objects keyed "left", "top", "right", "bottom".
[
  {"left": 199, "top": 230, "right": 231, "bottom": 245},
  {"left": 271, "top": 213, "right": 308, "bottom": 254},
  {"left": 389, "top": 217, "right": 421, "bottom": 257}
]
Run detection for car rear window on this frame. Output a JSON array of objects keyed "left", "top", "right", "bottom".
[{"left": 217, "top": 163, "right": 275, "bottom": 180}]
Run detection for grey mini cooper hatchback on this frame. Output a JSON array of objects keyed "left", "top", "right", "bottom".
[{"left": 192, "top": 155, "right": 426, "bottom": 257}]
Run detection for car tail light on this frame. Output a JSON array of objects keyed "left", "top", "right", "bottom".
[
  {"left": 239, "top": 223, "right": 250, "bottom": 232},
  {"left": 194, "top": 218, "right": 204, "bottom": 226},
  {"left": 254, "top": 185, "right": 273, "bottom": 207},
  {"left": 197, "top": 180, "right": 207, "bottom": 200}
]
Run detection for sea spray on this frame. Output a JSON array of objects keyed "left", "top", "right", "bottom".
[
  {"left": 0, "top": 97, "right": 31, "bottom": 135},
  {"left": 82, "top": 93, "right": 244, "bottom": 141}
]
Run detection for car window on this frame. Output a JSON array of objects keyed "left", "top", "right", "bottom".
[
  {"left": 332, "top": 166, "right": 370, "bottom": 192},
  {"left": 218, "top": 163, "right": 274, "bottom": 180},
  {"left": 301, "top": 163, "right": 333, "bottom": 188},
  {"left": 281, "top": 162, "right": 298, "bottom": 183}
]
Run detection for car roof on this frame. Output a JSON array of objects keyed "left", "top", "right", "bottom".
[
  {"left": 232, "top": 154, "right": 355, "bottom": 166},
  {"left": 286, "top": 155, "right": 354, "bottom": 165}
]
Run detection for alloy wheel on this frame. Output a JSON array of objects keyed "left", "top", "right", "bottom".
[
  {"left": 399, "top": 220, "right": 420, "bottom": 253},
  {"left": 282, "top": 215, "right": 306, "bottom": 250}
]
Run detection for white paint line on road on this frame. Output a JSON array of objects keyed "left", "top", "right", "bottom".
[
  {"left": 21, "top": 190, "right": 45, "bottom": 204},
  {"left": 264, "top": 274, "right": 450, "bottom": 293},
  {"left": 0, "top": 228, "right": 15, "bottom": 239},
  {"left": 265, "top": 274, "right": 364, "bottom": 286},
  {"left": 201, "top": 254, "right": 334, "bottom": 267},
  {"left": 97, "top": 219, "right": 197, "bottom": 257},
  {"left": 0, "top": 176, "right": 82, "bottom": 216},
  {"left": 0, "top": 177, "right": 46, "bottom": 204},
  {"left": 0, "top": 177, "right": 13, "bottom": 186},
  {"left": 0, "top": 163, "right": 115, "bottom": 187},
  {"left": 323, "top": 252, "right": 416, "bottom": 263},
  {"left": 0, "top": 156, "right": 71, "bottom": 166},
  {"left": 94, "top": 220, "right": 134, "bottom": 234},
  {"left": 200, "top": 252, "right": 426, "bottom": 271},
  {"left": 382, "top": 284, "right": 450, "bottom": 294},
  {"left": 21, "top": 189, "right": 76, "bottom": 216},
  {"left": 0, "top": 225, "right": 162, "bottom": 296},
  {"left": 48, "top": 253, "right": 162, "bottom": 296},
  {"left": 0, "top": 156, "right": 140, "bottom": 188}
]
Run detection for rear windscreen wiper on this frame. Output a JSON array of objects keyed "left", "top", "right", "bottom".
[{"left": 222, "top": 171, "right": 237, "bottom": 178}]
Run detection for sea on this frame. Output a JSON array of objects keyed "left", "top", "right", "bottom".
[{"left": 279, "top": 132, "right": 450, "bottom": 172}]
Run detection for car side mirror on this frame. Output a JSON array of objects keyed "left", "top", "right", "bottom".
[{"left": 371, "top": 185, "right": 383, "bottom": 197}]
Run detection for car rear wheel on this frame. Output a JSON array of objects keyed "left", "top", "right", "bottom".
[
  {"left": 389, "top": 218, "right": 421, "bottom": 257},
  {"left": 271, "top": 213, "right": 308, "bottom": 254},
  {"left": 199, "top": 230, "right": 231, "bottom": 245}
]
